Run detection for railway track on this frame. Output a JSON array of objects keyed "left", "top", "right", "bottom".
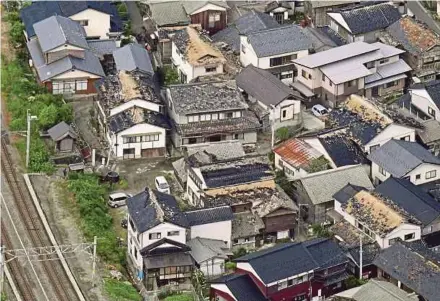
[{"left": 1, "top": 139, "right": 80, "bottom": 301}]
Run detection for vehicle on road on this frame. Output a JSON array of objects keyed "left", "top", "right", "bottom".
[
  {"left": 155, "top": 176, "right": 170, "bottom": 194},
  {"left": 311, "top": 104, "right": 329, "bottom": 117},
  {"left": 108, "top": 192, "right": 132, "bottom": 208}
]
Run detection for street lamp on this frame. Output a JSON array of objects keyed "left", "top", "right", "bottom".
[{"left": 26, "top": 109, "right": 38, "bottom": 168}]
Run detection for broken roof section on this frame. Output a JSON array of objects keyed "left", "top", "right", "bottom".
[
  {"left": 274, "top": 138, "right": 324, "bottom": 170},
  {"left": 113, "top": 43, "right": 154, "bottom": 75},
  {"left": 108, "top": 109, "right": 170, "bottom": 134},
  {"left": 383, "top": 16, "right": 440, "bottom": 55},
  {"left": 168, "top": 81, "right": 247, "bottom": 115},
  {"left": 186, "top": 141, "right": 245, "bottom": 167},
  {"left": 173, "top": 27, "right": 226, "bottom": 66}
]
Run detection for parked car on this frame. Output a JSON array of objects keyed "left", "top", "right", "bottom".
[
  {"left": 312, "top": 104, "right": 329, "bottom": 117},
  {"left": 108, "top": 192, "right": 132, "bottom": 208},
  {"left": 155, "top": 176, "right": 170, "bottom": 194}
]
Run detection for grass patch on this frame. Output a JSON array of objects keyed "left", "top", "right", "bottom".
[
  {"left": 104, "top": 278, "right": 141, "bottom": 301},
  {"left": 163, "top": 293, "right": 194, "bottom": 301}
]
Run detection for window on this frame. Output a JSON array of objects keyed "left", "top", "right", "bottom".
[
  {"left": 188, "top": 137, "right": 197, "bottom": 144},
  {"left": 384, "top": 81, "right": 397, "bottom": 89},
  {"left": 149, "top": 232, "right": 161, "bottom": 240},
  {"left": 123, "top": 136, "right": 137, "bottom": 143},
  {"left": 347, "top": 80, "right": 356, "bottom": 87},
  {"left": 78, "top": 20, "right": 89, "bottom": 26},
  {"left": 400, "top": 135, "right": 410, "bottom": 141},
  {"left": 226, "top": 112, "right": 233, "bottom": 118},
  {"left": 241, "top": 44, "right": 246, "bottom": 54},
  {"left": 426, "top": 170, "right": 437, "bottom": 179},
  {"left": 233, "top": 111, "right": 242, "bottom": 118},
  {"left": 278, "top": 281, "right": 287, "bottom": 290},
  {"left": 287, "top": 279, "right": 293, "bottom": 286},
  {"left": 76, "top": 80, "right": 87, "bottom": 91},
  {"left": 322, "top": 74, "right": 325, "bottom": 82},
  {"left": 428, "top": 107, "right": 436, "bottom": 118},
  {"left": 416, "top": 174, "right": 421, "bottom": 180},
  {"left": 404, "top": 233, "right": 415, "bottom": 241},
  {"left": 379, "top": 58, "right": 389, "bottom": 64},
  {"left": 233, "top": 133, "right": 244, "bottom": 140},
  {"left": 365, "top": 61, "right": 375, "bottom": 69},
  {"left": 188, "top": 115, "right": 199, "bottom": 123},
  {"left": 167, "top": 231, "right": 179, "bottom": 236},
  {"left": 134, "top": 247, "right": 138, "bottom": 259},
  {"left": 370, "top": 144, "right": 380, "bottom": 153},
  {"left": 329, "top": 80, "right": 333, "bottom": 87},
  {"left": 379, "top": 166, "right": 386, "bottom": 176},
  {"left": 212, "top": 113, "right": 218, "bottom": 120},
  {"left": 209, "top": 13, "right": 220, "bottom": 28},
  {"left": 282, "top": 110, "right": 287, "bottom": 118},
  {"left": 389, "top": 237, "right": 399, "bottom": 246},
  {"left": 280, "top": 72, "right": 293, "bottom": 79},
  {"left": 270, "top": 57, "right": 283, "bottom": 67},
  {"left": 301, "top": 70, "right": 308, "bottom": 79},
  {"left": 205, "top": 66, "right": 216, "bottom": 73}
]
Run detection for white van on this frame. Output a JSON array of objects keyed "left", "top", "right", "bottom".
[{"left": 108, "top": 192, "right": 132, "bottom": 208}]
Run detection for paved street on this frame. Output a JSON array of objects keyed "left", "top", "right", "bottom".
[{"left": 407, "top": 1, "right": 440, "bottom": 35}]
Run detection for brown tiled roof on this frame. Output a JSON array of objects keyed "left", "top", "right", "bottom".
[{"left": 273, "top": 138, "right": 323, "bottom": 169}]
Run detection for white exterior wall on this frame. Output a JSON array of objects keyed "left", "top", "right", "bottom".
[
  {"left": 52, "top": 69, "right": 101, "bottom": 80},
  {"left": 140, "top": 222, "right": 187, "bottom": 248},
  {"left": 172, "top": 42, "right": 194, "bottom": 82},
  {"left": 69, "top": 8, "right": 111, "bottom": 39},
  {"left": 257, "top": 49, "right": 309, "bottom": 69},
  {"left": 210, "top": 284, "right": 237, "bottom": 301},
  {"left": 364, "top": 125, "right": 416, "bottom": 153},
  {"left": 371, "top": 161, "right": 391, "bottom": 184},
  {"left": 411, "top": 89, "right": 440, "bottom": 121},
  {"left": 110, "top": 123, "right": 166, "bottom": 158},
  {"left": 186, "top": 175, "right": 202, "bottom": 205},
  {"left": 236, "top": 262, "right": 265, "bottom": 285},
  {"left": 193, "top": 64, "right": 224, "bottom": 79},
  {"left": 380, "top": 224, "right": 421, "bottom": 249},
  {"left": 127, "top": 215, "right": 143, "bottom": 269},
  {"left": 295, "top": 65, "right": 319, "bottom": 90},
  {"left": 274, "top": 152, "right": 309, "bottom": 180},
  {"left": 270, "top": 99, "right": 301, "bottom": 121},
  {"left": 190, "top": 220, "right": 232, "bottom": 247},
  {"left": 109, "top": 99, "right": 161, "bottom": 117},
  {"left": 407, "top": 163, "right": 440, "bottom": 185}
]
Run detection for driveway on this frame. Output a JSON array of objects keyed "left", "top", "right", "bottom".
[
  {"left": 407, "top": 1, "right": 440, "bottom": 35},
  {"left": 302, "top": 111, "right": 325, "bottom": 133}
]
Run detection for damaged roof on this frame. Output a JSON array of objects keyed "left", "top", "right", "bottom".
[
  {"left": 236, "top": 65, "right": 296, "bottom": 106},
  {"left": 173, "top": 27, "right": 225, "bottom": 66},
  {"left": 273, "top": 138, "right": 324, "bottom": 170},
  {"left": 330, "top": 220, "right": 375, "bottom": 248},
  {"left": 318, "top": 133, "right": 368, "bottom": 167},
  {"left": 185, "top": 141, "right": 245, "bottom": 166},
  {"left": 113, "top": 43, "right": 154, "bottom": 75},
  {"left": 188, "top": 237, "right": 230, "bottom": 264},
  {"left": 368, "top": 139, "right": 440, "bottom": 177},
  {"left": 373, "top": 242, "right": 440, "bottom": 301},
  {"left": 246, "top": 25, "right": 312, "bottom": 57},
  {"left": 108, "top": 109, "right": 170, "bottom": 134},
  {"left": 383, "top": 16, "right": 440, "bottom": 55},
  {"left": 168, "top": 81, "right": 247, "bottom": 115},
  {"left": 232, "top": 211, "right": 265, "bottom": 239}
]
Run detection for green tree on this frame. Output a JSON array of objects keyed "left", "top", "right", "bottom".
[
  {"left": 164, "top": 66, "right": 179, "bottom": 85},
  {"left": 9, "top": 20, "right": 25, "bottom": 45},
  {"left": 311, "top": 224, "right": 332, "bottom": 238},
  {"left": 275, "top": 127, "right": 290, "bottom": 142},
  {"left": 39, "top": 104, "right": 59, "bottom": 130},
  {"left": 344, "top": 275, "right": 366, "bottom": 289},
  {"left": 117, "top": 2, "right": 128, "bottom": 19}
]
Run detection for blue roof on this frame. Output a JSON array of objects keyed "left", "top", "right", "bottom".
[
  {"left": 21, "top": 1, "right": 122, "bottom": 37},
  {"left": 375, "top": 178, "right": 440, "bottom": 226},
  {"left": 185, "top": 206, "right": 233, "bottom": 226},
  {"left": 319, "top": 135, "right": 368, "bottom": 167},
  {"left": 235, "top": 238, "right": 346, "bottom": 284},
  {"left": 211, "top": 274, "right": 266, "bottom": 301}
]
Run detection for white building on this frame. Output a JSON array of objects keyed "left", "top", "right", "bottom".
[
  {"left": 293, "top": 42, "right": 412, "bottom": 107},
  {"left": 368, "top": 139, "right": 440, "bottom": 185},
  {"left": 240, "top": 25, "right": 312, "bottom": 84},
  {"left": 171, "top": 27, "right": 226, "bottom": 83},
  {"left": 334, "top": 190, "right": 421, "bottom": 249},
  {"left": 409, "top": 80, "right": 440, "bottom": 122}
]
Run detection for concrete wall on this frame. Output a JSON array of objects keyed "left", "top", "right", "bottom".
[
  {"left": 140, "top": 222, "right": 187, "bottom": 249},
  {"left": 69, "top": 8, "right": 111, "bottom": 39},
  {"left": 371, "top": 161, "right": 440, "bottom": 185},
  {"left": 190, "top": 220, "right": 232, "bottom": 247},
  {"left": 380, "top": 224, "right": 421, "bottom": 248}
]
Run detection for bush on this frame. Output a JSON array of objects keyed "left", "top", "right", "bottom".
[
  {"left": 104, "top": 278, "right": 141, "bottom": 301},
  {"left": 344, "top": 275, "right": 366, "bottom": 289},
  {"left": 225, "top": 261, "right": 236, "bottom": 271},
  {"left": 232, "top": 247, "right": 248, "bottom": 259},
  {"left": 275, "top": 127, "right": 290, "bottom": 142},
  {"left": 163, "top": 66, "right": 180, "bottom": 86}
]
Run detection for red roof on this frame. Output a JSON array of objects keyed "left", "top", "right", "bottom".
[{"left": 273, "top": 138, "right": 322, "bottom": 168}]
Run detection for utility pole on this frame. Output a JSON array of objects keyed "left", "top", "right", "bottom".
[
  {"left": 359, "top": 235, "right": 363, "bottom": 280},
  {"left": 26, "top": 110, "right": 38, "bottom": 168},
  {"left": 270, "top": 105, "right": 275, "bottom": 149},
  {"left": 0, "top": 246, "right": 4, "bottom": 297},
  {"left": 91, "top": 236, "right": 97, "bottom": 287}
]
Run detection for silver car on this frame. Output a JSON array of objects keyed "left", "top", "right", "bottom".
[{"left": 108, "top": 192, "right": 132, "bottom": 208}]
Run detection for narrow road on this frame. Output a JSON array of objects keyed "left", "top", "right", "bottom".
[
  {"left": 407, "top": 1, "right": 440, "bottom": 35},
  {"left": 126, "top": 1, "right": 144, "bottom": 35}
]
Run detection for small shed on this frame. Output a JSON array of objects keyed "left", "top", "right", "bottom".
[{"left": 47, "top": 122, "right": 77, "bottom": 153}]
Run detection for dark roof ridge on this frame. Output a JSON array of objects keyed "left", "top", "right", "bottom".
[
  {"left": 392, "top": 178, "right": 440, "bottom": 212},
  {"left": 247, "top": 23, "right": 302, "bottom": 36},
  {"left": 235, "top": 242, "right": 300, "bottom": 261}
]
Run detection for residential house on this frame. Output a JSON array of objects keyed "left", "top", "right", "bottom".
[
  {"left": 265, "top": 1, "right": 294, "bottom": 24},
  {"left": 304, "top": 0, "right": 359, "bottom": 27},
  {"left": 368, "top": 139, "right": 440, "bottom": 185},
  {"left": 239, "top": 25, "right": 312, "bottom": 83},
  {"left": 409, "top": 80, "right": 440, "bottom": 121},
  {"left": 417, "top": 119, "right": 440, "bottom": 155},
  {"left": 210, "top": 274, "right": 267, "bottom": 301},
  {"left": 375, "top": 177, "right": 440, "bottom": 237},
  {"left": 236, "top": 65, "right": 303, "bottom": 131},
  {"left": 327, "top": 95, "right": 417, "bottom": 153},
  {"left": 96, "top": 45, "right": 170, "bottom": 159},
  {"left": 165, "top": 81, "right": 260, "bottom": 148},
  {"left": 335, "top": 189, "right": 422, "bottom": 249},
  {"left": 212, "top": 10, "right": 279, "bottom": 53},
  {"left": 47, "top": 122, "right": 78, "bottom": 153},
  {"left": 187, "top": 237, "right": 231, "bottom": 278},
  {"left": 293, "top": 42, "right": 412, "bottom": 107},
  {"left": 333, "top": 279, "right": 420, "bottom": 301},
  {"left": 185, "top": 155, "right": 274, "bottom": 206},
  {"left": 373, "top": 242, "right": 440, "bottom": 301},
  {"left": 327, "top": 2, "right": 401, "bottom": 43},
  {"left": 172, "top": 140, "right": 246, "bottom": 188},
  {"left": 380, "top": 17, "right": 440, "bottom": 82},
  {"left": 212, "top": 238, "right": 348, "bottom": 301},
  {"left": 202, "top": 187, "right": 299, "bottom": 246},
  {"left": 171, "top": 27, "right": 226, "bottom": 83},
  {"left": 126, "top": 188, "right": 233, "bottom": 289},
  {"left": 144, "top": 0, "right": 230, "bottom": 35},
  {"left": 293, "top": 164, "right": 373, "bottom": 224},
  {"left": 26, "top": 16, "right": 106, "bottom": 95},
  {"left": 20, "top": 1, "right": 123, "bottom": 40}
]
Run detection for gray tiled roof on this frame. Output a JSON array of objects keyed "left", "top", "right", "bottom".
[
  {"left": 148, "top": 1, "right": 190, "bottom": 26},
  {"left": 185, "top": 206, "right": 233, "bottom": 226},
  {"left": 33, "top": 15, "right": 88, "bottom": 52},
  {"left": 168, "top": 81, "right": 247, "bottom": 115},
  {"left": 27, "top": 38, "right": 105, "bottom": 81},
  {"left": 373, "top": 242, "right": 440, "bottom": 301},
  {"left": 236, "top": 65, "right": 295, "bottom": 106},
  {"left": 246, "top": 25, "right": 312, "bottom": 57},
  {"left": 187, "top": 237, "right": 230, "bottom": 264},
  {"left": 113, "top": 43, "right": 154, "bottom": 75},
  {"left": 87, "top": 39, "right": 117, "bottom": 57},
  {"left": 299, "top": 165, "right": 373, "bottom": 205},
  {"left": 334, "top": 3, "right": 401, "bottom": 35},
  {"left": 302, "top": 27, "right": 338, "bottom": 52},
  {"left": 47, "top": 122, "right": 77, "bottom": 141},
  {"left": 375, "top": 178, "right": 440, "bottom": 227},
  {"left": 367, "top": 140, "right": 440, "bottom": 178},
  {"left": 181, "top": 1, "right": 229, "bottom": 14}
]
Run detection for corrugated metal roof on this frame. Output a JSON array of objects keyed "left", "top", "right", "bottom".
[{"left": 274, "top": 138, "right": 323, "bottom": 169}]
